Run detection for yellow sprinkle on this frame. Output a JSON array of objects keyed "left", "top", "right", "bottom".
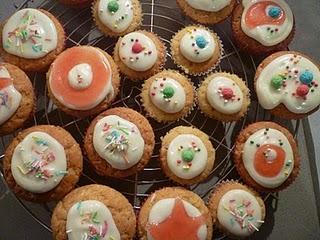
[{"left": 17, "top": 165, "right": 27, "bottom": 174}]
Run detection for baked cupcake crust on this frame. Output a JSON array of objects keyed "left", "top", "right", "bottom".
[
  {"left": 3, "top": 125, "right": 83, "bottom": 202},
  {"left": 51, "top": 184, "right": 136, "bottom": 240}
]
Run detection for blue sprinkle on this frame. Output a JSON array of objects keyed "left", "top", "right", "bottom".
[
  {"left": 195, "top": 36, "right": 207, "bottom": 49},
  {"left": 299, "top": 70, "right": 314, "bottom": 84},
  {"left": 268, "top": 6, "right": 282, "bottom": 18}
]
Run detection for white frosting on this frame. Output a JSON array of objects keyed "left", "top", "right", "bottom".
[
  {"left": 241, "top": 0, "right": 294, "bottom": 46},
  {"left": 66, "top": 200, "right": 120, "bottom": 240},
  {"left": 147, "top": 198, "right": 207, "bottom": 240},
  {"left": 98, "top": 0, "right": 134, "bottom": 33},
  {"left": 68, "top": 63, "right": 93, "bottom": 90},
  {"left": 186, "top": 0, "right": 231, "bottom": 12},
  {"left": 149, "top": 77, "right": 186, "bottom": 113},
  {"left": 180, "top": 28, "right": 216, "bottom": 63},
  {"left": 0, "top": 66, "right": 22, "bottom": 125},
  {"left": 119, "top": 32, "right": 158, "bottom": 71},
  {"left": 11, "top": 131, "right": 67, "bottom": 193},
  {"left": 2, "top": 8, "right": 58, "bottom": 59},
  {"left": 217, "top": 189, "right": 264, "bottom": 237},
  {"left": 167, "top": 134, "right": 208, "bottom": 180},
  {"left": 93, "top": 115, "right": 145, "bottom": 170},
  {"left": 242, "top": 128, "right": 294, "bottom": 188},
  {"left": 206, "top": 76, "right": 244, "bottom": 114},
  {"left": 256, "top": 53, "right": 320, "bottom": 114}
]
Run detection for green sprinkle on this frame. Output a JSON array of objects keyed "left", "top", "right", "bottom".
[
  {"left": 163, "top": 86, "right": 175, "bottom": 98},
  {"left": 250, "top": 141, "right": 254, "bottom": 144},
  {"left": 271, "top": 75, "right": 284, "bottom": 89},
  {"left": 108, "top": 0, "right": 119, "bottom": 13}
]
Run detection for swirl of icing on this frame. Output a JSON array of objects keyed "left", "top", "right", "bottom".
[
  {"left": 242, "top": 128, "right": 294, "bottom": 188},
  {"left": 11, "top": 131, "right": 67, "bottom": 193},
  {"left": 185, "top": 0, "right": 231, "bottom": 12},
  {"left": 0, "top": 66, "right": 22, "bottom": 125},
  {"left": 119, "top": 32, "right": 158, "bottom": 71},
  {"left": 147, "top": 198, "right": 207, "bottom": 240},
  {"left": 93, "top": 115, "right": 145, "bottom": 170},
  {"left": 66, "top": 200, "right": 120, "bottom": 240},
  {"left": 241, "top": 0, "right": 293, "bottom": 46},
  {"left": 149, "top": 77, "right": 186, "bottom": 113},
  {"left": 206, "top": 76, "right": 243, "bottom": 114},
  {"left": 167, "top": 134, "right": 208, "bottom": 179},
  {"left": 256, "top": 53, "right": 320, "bottom": 114},
  {"left": 49, "top": 46, "right": 114, "bottom": 111},
  {"left": 98, "top": 0, "right": 134, "bottom": 33},
  {"left": 180, "top": 28, "right": 215, "bottom": 63},
  {"left": 217, "top": 189, "right": 264, "bottom": 237},
  {"left": 2, "top": 8, "right": 58, "bottom": 59}
]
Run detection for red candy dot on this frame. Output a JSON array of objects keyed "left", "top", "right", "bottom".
[
  {"left": 132, "top": 42, "right": 144, "bottom": 54},
  {"left": 221, "top": 87, "right": 234, "bottom": 100},
  {"left": 296, "top": 84, "right": 309, "bottom": 97}
]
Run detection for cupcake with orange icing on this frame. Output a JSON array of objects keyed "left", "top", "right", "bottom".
[{"left": 47, "top": 46, "right": 120, "bottom": 118}]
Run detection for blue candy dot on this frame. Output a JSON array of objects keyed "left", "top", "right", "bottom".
[
  {"left": 195, "top": 36, "right": 207, "bottom": 49},
  {"left": 268, "top": 6, "right": 282, "bottom": 18},
  {"left": 300, "top": 70, "right": 314, "bottom": 84}
]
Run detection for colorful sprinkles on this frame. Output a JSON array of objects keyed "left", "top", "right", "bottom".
[{"left": 176, "top": 140, "right": 201, "bottom": 171}]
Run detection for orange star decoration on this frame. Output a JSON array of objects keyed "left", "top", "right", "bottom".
[{"left": 148, "top": 198, "right": 206, "bottom": 240}]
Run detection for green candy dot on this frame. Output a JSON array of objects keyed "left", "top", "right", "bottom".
[
  {"left": 108, "top": 0, "right": 119, "bottom": 13},
  {"left": 163, "top": 86, "right": 175, "bottom": 98},
  {"left": 271, "top": 75, "right": 284, "bottom": 89},
  {"left": 182, "top": 149, "right": 194, "bottom": 162}
]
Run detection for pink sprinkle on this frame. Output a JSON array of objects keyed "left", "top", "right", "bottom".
[
  {"left": 151, "top": 92, "right": 155, "bottom": 96},
  {"left": 101, "top": 221, "right": 108, "bottom": 237}
]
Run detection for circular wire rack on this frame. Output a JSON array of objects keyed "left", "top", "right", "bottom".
[{"left": 0, "top": 0, "right": 301, "bottom": 239}]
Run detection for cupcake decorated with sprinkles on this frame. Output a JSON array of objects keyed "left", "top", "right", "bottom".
[
  {"left": 171, "top": 25, "right": 222, "bottom": 75},
  {"left": 0, "top": 8, "right": 65, "bottom": 72},
  {"left": 255, "top": 51, "right": 320, "bottom": 119},
  {"left": 141, "top": 70, "right": 195, "bottom": 122},
  {"left": 93, "top": 0, "right": 142, "bottom": 37},
  {"left": 3, "top": 125, "right": 83, "bottom": 202},
  {"left": 232, "top": 0, "right": 295, "bottom": 55},
  {"left": 114, "top": 30, "right": 166, "bottom": 80},
  {"left": 233, "top": 122, "right": 300, "bottom": 192}
]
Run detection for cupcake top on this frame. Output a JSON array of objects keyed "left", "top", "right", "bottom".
[
  {"left": 2, "top": 8, "right": 58, "bottom": 59},
  {"left": 256, "top": 52, "right": 320, "bottom": 114},
  {"left": 66, "top": 200, "right": 120, "bottom": 240},
  {"left": 185, "top": 0, "right": 231, "bottom": 12},
  {"left": 241, "top": 0, "right": 294, "bottom": 46},
  {"left": 0, "top": 65, "right": 22, "bottom": 125},
  {"left": 119, "top": 32, "right": 158, "bottom": 71},
  {"left": 97, "top": 0, "right": 134, "bottom": 33},
  {"left": 10, "top": 131, "right": 67, "bottom": 193},
  {"left": 93, "top": 115, "right": 145, "bottom": 170}
]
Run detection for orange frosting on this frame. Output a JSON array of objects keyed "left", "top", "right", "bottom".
[{"left": 0, "top": 78, "right": 12, "bottom": 90}]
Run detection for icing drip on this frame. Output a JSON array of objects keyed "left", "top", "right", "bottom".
[
  {"left": 185, "top": 0, "right": 231, "bottom": 12},
  {"left": 147, "top": 198, "right": 207, "bottom": 240},
  {"left": 98, "top": 0, "right": 134, "bottom": 33},
  {"left": 149, "top": 77, "right": 186, "bottom": 113},
  {"left": 11, "top": 132, "right": 67, "bottom": 193},
  {"left": 2, "top": 8, "right": 58, "bottom": 59},
  {"left": 180, "top": 28, "right": 215, "bottom": 63},
  {"left": 66, "top": 200, "right": 120, "bottom": 240},
  {"left": 256, "top": 53, "right": 320, "bottom": 114},
  {"left": 0, "top": 66, "right": 22, "bottom": 125},
  {"left": 93, "top": 115, "right": 144, "bottom": 170}
]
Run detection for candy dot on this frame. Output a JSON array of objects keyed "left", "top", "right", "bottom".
[
  {"left": 221, "top": 87, "right": 234, "bottom": 100},
  {"left": 108, "top": 0, "right": 119, "bottom": 13},
  {"left": 296, "top": 84, "right": 309, "bottom": 97},
  {"left": 132, "top": 42, "right": 144, "bottom": 54},
  {"left": 163, "top": 86, "right": 175, "bottom": 98},
  {"left": 299, "top": 70, "right": 314, "bottom": 84},
  {"left": 271, "top": 75, "right": 284, "bottom": 89},
  {"left": 181, "top": 149, "right": 194, "bottom": 162},
  {"left": 195, "top": 35, "right": 207, "bottom": 49},
  {"left": 268, "top": 6, "right": 282, "bottom": 18}
]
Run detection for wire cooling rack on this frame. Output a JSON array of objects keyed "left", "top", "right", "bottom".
[{"left": 0, "top": 0, "right": 302, "bottom": 239}]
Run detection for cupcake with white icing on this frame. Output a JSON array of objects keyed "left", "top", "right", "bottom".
[
  {"left": 114, "top": 30, "right": 167, "bottom": 80},
  {"left": 92, "top": 0, "right": 142, "bottom": 37},
  {"left": 255, "top": 51, "right": 320, "bottom": 119},
  {"left": 198, "top": 72, "right": 251, "bottom": 122},
  {"left": 160, "top": 126, "right": 215, "bottom": 185},
  {"left": 0, "top": 8, "right": 65, "bottom": 72},
  {"left": 233, "top": 122, "right": 300, "bottom": 192},
  {"left": 171, "top": 25, "right": 223, "bottom": 75}
]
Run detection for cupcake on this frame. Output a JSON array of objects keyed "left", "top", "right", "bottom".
[
  {"left": 208, "top": 181, "right": 265, "bottom": 238},
  {"left": 198, "top": 72, "right": 250, "bottom": 122},
  {"left": 3, "top": 125, "right": 83, "bottom": 202},
  {"left": 138, "top": 187, "right": 213, "bottom": 240},
  {"left": 113, "top": 30, "right": 166, "bottom": 81},
  {"left": 92, "top": 0, "right": 142, "bottom": 37},
  {"left": 0, "top": 63, "right": 35, "bottom": 135},
  {"left": 171, "top": 25, "right": 222, "bottom": 75},
  {"left": 52, "top": 184, "right": 136, "bottom": 240},
  {"left": 232, "top": 0, "right": 295, "bottom": 55},
  {"left": 176, "top": 0, "right": 237, "bottom": 25},
  {"left": 84, "top": 107, "right": 155, "bottom": 178},
  {"left": 233, "top": 122, "right": 300, "bottom": 192},
  {"left": 159, "top": 126, "right": 215, "bottom": 185},
  {"left": 0, "top": 8, "right": 65, "bottom": 72},
  {"left": 141, "top": 70, "right": 195, "bottom": 122},
  {"left": 47, "top": 46, "right": 120, "bottom": 118},
  {"left": 58, "top": 0, "right": 93, "bottom": 7},
  {"left": 255, "top": 51, "right": 320, "bottom": 119}
]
